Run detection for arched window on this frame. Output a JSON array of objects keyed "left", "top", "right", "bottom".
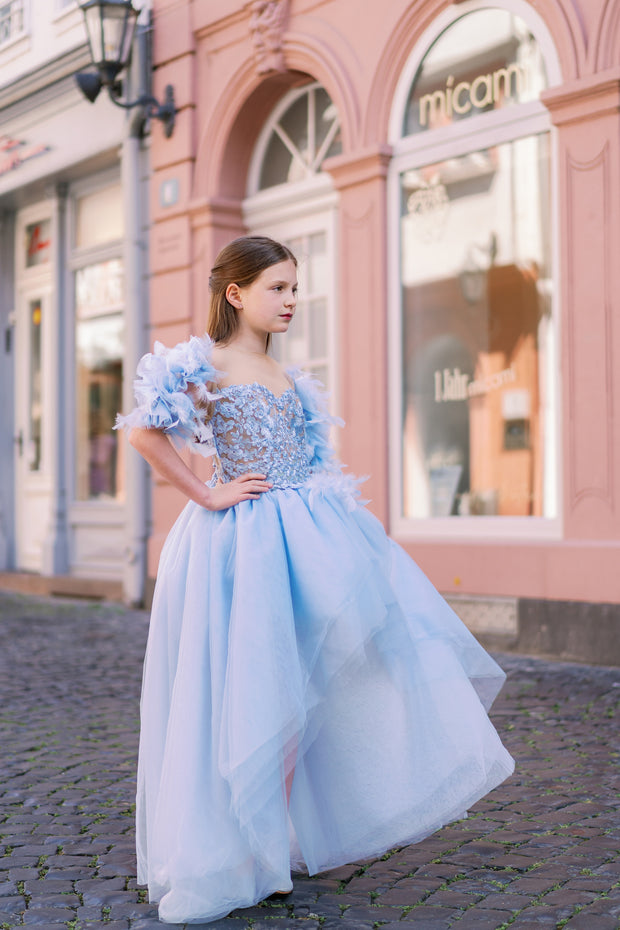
[
  {"left": 248, "top": 83, "right": 342, "bottom": 193},
  {"left": 388, "top": 1, "right": 561, "bottom": 537},
  {"left": 245, "top": 83, "right": 342, "bottom": 392}
]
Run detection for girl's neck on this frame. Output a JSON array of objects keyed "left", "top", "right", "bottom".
[{"left": 228, "top": 330, "right": 268, "bottom": 357}]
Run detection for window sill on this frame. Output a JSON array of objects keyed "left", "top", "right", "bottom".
[
  {"left": 0, "top": 31, "right": 31, "bottom": 65},
  {"left": 52, "top": 2, "right": 83, "bottom": 36},
  {"left": 390, "top": 514, "right": 563, "bottom": 542}
]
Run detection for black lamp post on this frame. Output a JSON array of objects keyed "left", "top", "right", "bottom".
[{"left": 75, "top": 0, "right": 175, "bottom": 138}]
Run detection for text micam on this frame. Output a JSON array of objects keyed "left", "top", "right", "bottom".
[{"left": 419, "top": 64, "right": 527, "bottom": 127}]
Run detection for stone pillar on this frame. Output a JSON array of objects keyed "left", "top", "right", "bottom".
[
  {"left": 148, "top": 0, "right": 198, "bottom": 579},
  {"left": 41, "top": 183, "right": 70, "bottom": 575},
  {"left": 0, "top": 210, "right": 14, "bottom": 570},
  {"left": 324, "top": 145, "right": 392, "bottom": 526},
  {"left": 541, "top": 69, "right": 620, "bottom": 541}
]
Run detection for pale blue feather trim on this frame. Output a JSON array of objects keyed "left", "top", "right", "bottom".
[
  {"left": 287, "top": 368, "right": 342, "bottom": 471},
  {"left": 288, "top": 368, "right": 368, "bottom": 507},
  {"left": 306, "top": 470, "right": 369, "bottom": 512},
  {"left": 115, "top": 335, "right": 221, "bottom": 457}
]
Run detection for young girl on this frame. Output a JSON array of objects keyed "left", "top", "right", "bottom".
[{"left": 117, "top": 236, "right": 514, "bottom": 925}]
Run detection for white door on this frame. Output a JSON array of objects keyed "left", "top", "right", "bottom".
[
  {"left": 14, "top": 206, "right": 55, "bottom": 570},
  {"left": 14, "top": 277, "right": 54, "bottom": 571}
]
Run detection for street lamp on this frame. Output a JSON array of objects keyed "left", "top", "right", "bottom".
[{"left": 75, "top": 0, "right": 175, "bottom": 138}]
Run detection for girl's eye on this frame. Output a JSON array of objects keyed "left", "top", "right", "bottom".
[{"left": 273, "top": 285, "right": 282, "bottom": 292}]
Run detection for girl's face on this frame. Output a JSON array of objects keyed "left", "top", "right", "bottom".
[{"left": 232, "top": 259, "right": 298, "bottom": 339}]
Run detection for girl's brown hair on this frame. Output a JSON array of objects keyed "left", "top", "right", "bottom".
[{"left": 207, "top": 236, "right": 297, "bottom": 347}]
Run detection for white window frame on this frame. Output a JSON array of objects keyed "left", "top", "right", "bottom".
[
  {"left": 387, "top": 0, "right": 563, "bottom": 541},
  {"left": 0, "top": 0, "right": 29, "bottom": 53}
]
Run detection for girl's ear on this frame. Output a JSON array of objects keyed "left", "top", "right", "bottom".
[{"left": 225, "top": 283, "right": 243, "bottom": 309}]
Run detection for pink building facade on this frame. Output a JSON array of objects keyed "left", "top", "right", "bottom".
[{"left": 145, "top": 0, "right": 620, "bottom": 661}]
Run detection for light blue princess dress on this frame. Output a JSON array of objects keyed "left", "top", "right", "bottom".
[{"left": 116, "top": 335, "right": 514, "bottom": 924}]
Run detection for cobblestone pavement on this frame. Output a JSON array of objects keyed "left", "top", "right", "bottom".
[{"left": 0, "top": 591, "right": 619, "bottom": 930}]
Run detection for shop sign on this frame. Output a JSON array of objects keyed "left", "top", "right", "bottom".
[
  {"left": 0, "top": 135, "right": 50, "bottom": 177},
  {"left": 419, "top": 63, "right": 528, "bottom": 128},
  {"left": 25, "top": 220, "right": 52, "bottom": 267}
]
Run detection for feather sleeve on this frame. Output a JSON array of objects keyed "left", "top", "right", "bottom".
[
  {"left": 115, "top": 335, "right": 222, "bottom": 457},
  {"left": 289, "top": 368, "right": 368, "bottom": 509},
  {"left": 289, "top": 368, "right": 343, "bottom": 472}
]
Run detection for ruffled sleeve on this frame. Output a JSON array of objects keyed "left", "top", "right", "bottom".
[
  {"left": 289, "top": 368, "right": 368, "bottom": 509},
  {"left": 115, "top": 335, "right": 221, "bottom": 457}
]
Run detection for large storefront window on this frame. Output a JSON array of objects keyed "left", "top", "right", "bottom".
[
  {"left": 393, "top": 5, "right": 557, "bottom": 525},
  {"left": 73, "top": 183, "right": 124, "bottom": 502}
]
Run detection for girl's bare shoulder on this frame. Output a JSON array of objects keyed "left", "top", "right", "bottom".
[{"left": 210, "top": 343, "right": 229, "bottom": 371}]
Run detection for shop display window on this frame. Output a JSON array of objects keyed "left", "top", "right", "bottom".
[
  {"left": 393, "top": 6, "right": 557, "bottom": 524},
  {"left": 73, "top": 184, "right": 124, "bottom": 502}
]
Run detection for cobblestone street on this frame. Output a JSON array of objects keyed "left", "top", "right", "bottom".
[{"left": 0, "top": 591, "right": 618, "bottom": 930}]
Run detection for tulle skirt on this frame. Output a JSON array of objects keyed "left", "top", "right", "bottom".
[{"left": 136, "top": 486, "right": 514, "bottom": 923}]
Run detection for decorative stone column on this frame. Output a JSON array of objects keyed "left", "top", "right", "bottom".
[
  {"left": 541, "top": 68, "right": 620, "bottom": 542},
  {"left": 41, "top": 183, "right": 70, "bottom": 576},
  {"left": 323, "top": 145, "right": 392, "bottom": 526},
  {"left": 0, "top": 210, "right": 14, "bottom": 570}
]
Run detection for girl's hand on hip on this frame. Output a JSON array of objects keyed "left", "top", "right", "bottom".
[{"left": 204, "top": 473, "right": 272, "bottom": 510}]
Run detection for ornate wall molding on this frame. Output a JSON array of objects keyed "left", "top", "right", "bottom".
[
  {"left": 542, "top": 68, "right": 620, "bottom": 125},
  {"left": 564, "top": 142, "right": 614, "bottom": 512},
  {"left": 593, "top": 0, "right": 620, "bottom": 71},
  {"left": 247, "top": 0, "right": 288, "bottom": 74}
]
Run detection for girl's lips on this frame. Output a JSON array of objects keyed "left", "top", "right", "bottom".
[{"left": 280, "top": 313, "right": 293, "bottom": 320}]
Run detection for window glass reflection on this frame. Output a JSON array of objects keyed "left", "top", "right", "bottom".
[
  {"left": 400, "top": 134, "right": 555, "bottom": 518},
  {"left": 75, "top": 261, "right": 124, "bottom": 501},
  {"left": 28, "top": 299, "right": 43, "bottom": 471}
]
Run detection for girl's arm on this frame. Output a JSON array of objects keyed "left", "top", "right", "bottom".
[{"left": 128, "top": 427, "right": 272, "bottom": 511}]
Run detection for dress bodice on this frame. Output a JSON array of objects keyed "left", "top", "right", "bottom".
[
  {"left": 114, "top": 334, "right": 355, "bottom": 495},
  {"left": 210, "top": 383, "right": 311, "bottom": 488}
]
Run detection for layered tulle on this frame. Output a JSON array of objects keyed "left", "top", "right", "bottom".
[{"left": 137, "top": 487, "right": 514, "bottom": 923}]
